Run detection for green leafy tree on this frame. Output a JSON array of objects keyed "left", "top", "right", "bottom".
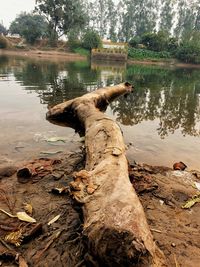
[
  {"left": 67, "top": 31, "right": 81, "bottom": 51},
  {"left": 129, "top": 36, "right": 141, "bottom": 47},
  {"left": 167, "top": 37, "right": 179, "bottom": 54},
  {"left": 176, "top": 29, "right": 200, "bottom": 64},
  {"left": 9, "top": 12, "right": 48, "bottom": 44},
  {"left": 176, "top": 39, "right": 200, "bottom": 64},
  {"left": 35, "top": 0, "right": 87, "bottom": 46},
  {"left": 0, "top": 23, "right": 8, "bottom": 35},
  {"left": 82, "top": 29, "right": 102, "bottom": 50},
  {"left": 141, "top": 31, "right": 169, "bottom": 52}
]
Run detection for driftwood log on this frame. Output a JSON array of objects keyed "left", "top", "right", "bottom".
[{"left": 47, "top": 83, "right": 166, "bottom": 266}]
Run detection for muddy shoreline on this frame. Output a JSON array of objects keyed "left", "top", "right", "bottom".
[
  {"left": 0, "top": 150, "right": 200, "bottom": 267},
  {"left": 0, "top": 49, "right": 86, "bottom": 62}
]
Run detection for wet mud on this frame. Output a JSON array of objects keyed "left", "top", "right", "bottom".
[{"left": 0, "top": 151, "right": 200, "bottom": 267}]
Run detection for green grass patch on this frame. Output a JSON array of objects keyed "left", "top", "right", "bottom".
[
  {"left": 128, "top": 47, "right": 171, "bottom": 60},
  {"left": 73, "top": 47, "right": 90, "bottom": 56}
]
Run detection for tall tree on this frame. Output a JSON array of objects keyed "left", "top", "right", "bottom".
[
  {"left": 85, "top": 0, "right": 199, "bottom": 42},
  {"left": 173, "top": 0, "right": 197, "bottom": 39},
  {"left": 117, "top": 0, "right": 137, "bottom": 42},
  {"left": 159, "top": 0, "right": 174, "bottom": 34},
  {"left": 194, "top": 3, "right": 200, "bottom": 31},
  {"left": 117, "top": 0, "right": 156, "bottom": 41},
  {"left": 35, "top": 0, "right": 87, "bottom": 45},
  {"left": 87, "top": 0, "right": 117, "bottom": 39},
  {"left": 106, "top": 0, "right": 118, "bottom": 41},
  {"left": 9, "top": 12, "right": 48, "bottom": 44},
  {"left": 134, "top": 0, "right": 157, "bottom": 36}
]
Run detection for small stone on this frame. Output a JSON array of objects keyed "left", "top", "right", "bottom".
[
  {"left": 171, "top": 243, "right": 176, "bottom": 247},
  {"left": 159, "top": 200, "right": 164, "bottom": 206}
]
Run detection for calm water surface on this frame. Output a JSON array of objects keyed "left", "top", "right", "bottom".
[{"left": 0, "top": 55, "right": 200, "bottom": 170}]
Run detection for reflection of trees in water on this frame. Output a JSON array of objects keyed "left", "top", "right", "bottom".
[
  {"left": 11, "top": 57, "right": 200, "bottom": 138},
  {"left": 0, "top": 56, "right": 10, "bottom": 78},
  {"left": 111, "top": 66, "right": 200, "bottom": 138},
  {"left": 14, "top": 60, "right": 98, "bottom": 106},
  {"left": 13, "top": 59, "right": 124, "bottom": 106}
]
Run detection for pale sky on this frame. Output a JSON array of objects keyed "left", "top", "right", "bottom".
[{"left": 0, "top": 0, "right": 36, "bottom": 28}]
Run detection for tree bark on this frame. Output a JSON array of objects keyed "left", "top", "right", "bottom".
[{"left": 47, "top": 82, "right": 166, "bottom": 266}]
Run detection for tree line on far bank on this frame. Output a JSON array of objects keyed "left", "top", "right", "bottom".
[{"left": 0, "top": 0, "right": 200, "bottom": 64}]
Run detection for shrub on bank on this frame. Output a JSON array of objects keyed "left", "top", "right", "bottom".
[
  {"left": 176, "top": 43, "right": 200, "bottom": 64},
  {"left": 73, "top": 47, "right": 90, "bottom": 56},
  {"left": 0, "top": 35, "right": 8, "bottom": 48},
  {"left": 128, "top": 47, "right": 171, "bottom": 60}
]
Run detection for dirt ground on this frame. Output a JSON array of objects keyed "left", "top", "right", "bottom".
[
  {"left": 0, "top": 49, "right": 86, "bottom": 62},
  {"left": 0, "top": 149, "right": 200, "bottom": 267}
]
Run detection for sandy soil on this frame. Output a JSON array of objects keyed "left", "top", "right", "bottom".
[
  {"left": 0, "top": 150, "right": 200, "bottom": 267},
  {"left": 0, "top": 49, "right": 86, "bottom": 61}
]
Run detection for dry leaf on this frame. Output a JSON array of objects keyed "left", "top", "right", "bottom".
[
  {"left": 0, "top": 209, "right": 36, "bottom": 223},
  {"left": 182, "top": 194, "right": 200, "bottom": 209},
  {"left": 23, "top": 203, "right": 33, "bottom": 214},
  {"left": 16, "top": 212, "right": 36, "bottom": 223},
  {"left": 47, "top": 214, "right": 61, "bottom": 225},
  {"left": 5, "top": 229, "right": 23, "bottom": 247}
]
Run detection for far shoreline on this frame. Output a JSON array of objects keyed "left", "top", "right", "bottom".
[
  {"left": 1, "top": 48, "right": 200, "bottom": 69},
  {"left": 0, "top": 48, "right": 86, "bottom": 62}
]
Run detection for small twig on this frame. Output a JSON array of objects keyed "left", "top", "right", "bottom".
[
  {"left": 0, "top": 237, "right": 13, "bottom": 250},
  {"left": 151, "top": 228, "right": 162, "bottom": 234},
  {"left": 74, "top": 259, "right": 85, "bottom": 267},
  {"left": 0, "top": 208, "right": 16, "bottom": 218},
  {"left": 174, "top": 254, "right": 180, "bottom": 267},
  {"left": 66, "top": 236, "right": 80, "bottom": 244}
]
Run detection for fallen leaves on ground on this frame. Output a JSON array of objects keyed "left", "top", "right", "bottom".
[
  {"left": 182, "top": 194, "right": 200, "bottom": 209},
  {"left": 17, "top": 158, "right": 61, "bottom": 183}
]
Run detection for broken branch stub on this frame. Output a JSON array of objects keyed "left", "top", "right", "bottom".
[{"left": 47, "top": 82, "right": 166, "bottom": 266}]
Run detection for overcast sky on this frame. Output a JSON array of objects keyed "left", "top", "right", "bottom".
[
  {"left": 0, "top": 0, "right": 35, "bottom": 28},
  {"left": 0, "top": 0, "right": 120, "bottom": 28}
]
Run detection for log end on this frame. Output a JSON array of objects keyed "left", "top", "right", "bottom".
[{"left": 84, "top": 225, "right": 166, "bottom": 267}]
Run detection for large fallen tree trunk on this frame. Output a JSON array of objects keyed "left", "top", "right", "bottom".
[{"left": 47, "top": 83, "right": 166, "bottom": 266}]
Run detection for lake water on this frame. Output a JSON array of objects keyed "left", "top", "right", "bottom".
[{"left": 0, "top": 55, "right": 200, "bottom": 170}]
